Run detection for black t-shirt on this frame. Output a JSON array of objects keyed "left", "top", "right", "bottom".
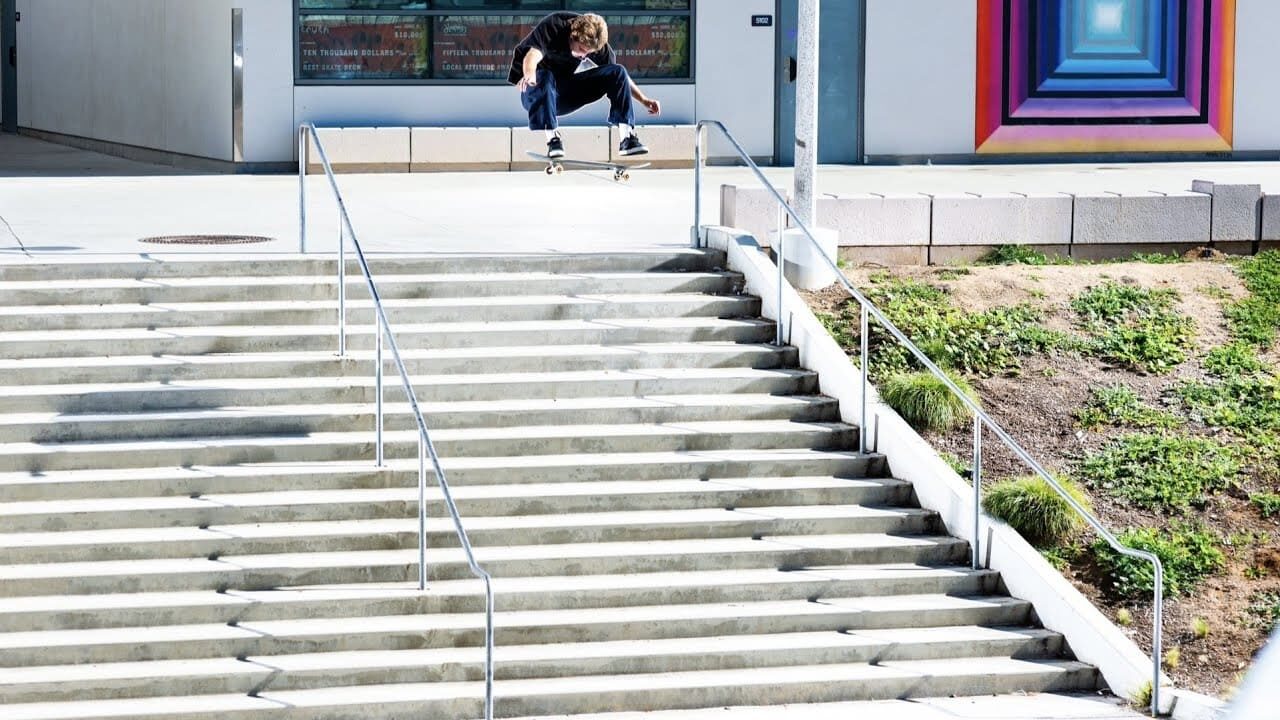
[{"left": 507, "top": 12, "right": 617, "bottom": 85}]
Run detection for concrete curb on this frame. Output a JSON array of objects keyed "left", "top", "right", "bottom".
[{"left": 705, "top": 224, "right": 1174, "bottom": 714}]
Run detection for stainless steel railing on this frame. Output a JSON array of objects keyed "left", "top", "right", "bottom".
[
  {"left": 692, "top": 119, "right": 1165, "bottom": 716},
  {"left": 298, "top": 123, "right": 495, "bottom": 720}
]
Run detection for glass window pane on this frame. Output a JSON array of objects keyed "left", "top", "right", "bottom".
[
  {"left": 565, "top": 1, "right": 690, "bottom": 10},
  {"left": 300, "top": 1, "right": 429, "bottom": 9},
  {"left": 430, "top": 1, "right": 561, "bottom": 9},
  {"left": 299, "top": 15, "right": 430, "bottom": 80},
  {"left": 432, "top": 15, "right": 540, "bottom": 79},
  {"left": 607, "top": 14, "right": 689, "bottom": 79}
]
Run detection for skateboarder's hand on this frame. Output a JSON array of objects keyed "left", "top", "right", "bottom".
[
  {"left": 641, "top": 98, "right": 661, "bottom": 116},
  {"left": 517, "top": 73, "right": 538, "bottom": 92}
]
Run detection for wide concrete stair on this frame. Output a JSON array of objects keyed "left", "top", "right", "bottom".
[{"left": 0, "top": 251, "right": 1101, "bottom": 718}]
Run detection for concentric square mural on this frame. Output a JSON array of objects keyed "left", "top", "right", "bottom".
[{"left": 976, "top": 0, "right": 1237, "bottom": 153}]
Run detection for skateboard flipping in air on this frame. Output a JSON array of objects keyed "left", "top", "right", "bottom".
[{"left": 525, "top": 150, "right": 651, "bottom": 182}]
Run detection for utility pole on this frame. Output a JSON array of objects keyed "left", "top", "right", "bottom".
[{"left": 793, "top": 0, "right": 819, "bottom": 228}]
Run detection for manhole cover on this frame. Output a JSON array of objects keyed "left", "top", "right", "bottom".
[{"left": 139, "top": 235, "right": 274, "bottom": 246}]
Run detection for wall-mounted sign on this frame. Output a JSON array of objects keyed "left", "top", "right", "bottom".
[{"left": 751, "top": 15, "right": 772, "bottom": 27}]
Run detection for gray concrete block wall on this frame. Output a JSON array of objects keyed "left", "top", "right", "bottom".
[
  {"left": 1261, "top": 193, "right": 1280, "bottom": 243},
  {"left": 817, "top": 193, "right": 930, "bottom": 265},
  {"left": 718, "top": 182, "right": 1274, "bottom": 266},
  {"left": 721, "top": 185, "right": 788, "bottom": 248},
  {"left": 1071, "top": 191, "right": 1211, "bottom": 251},
  {"left": 1191, "top": 180, "right": 1262, "bottom": 244},
  {"left": 929, "top": 192, "right": 1072, "bottom": 264}
]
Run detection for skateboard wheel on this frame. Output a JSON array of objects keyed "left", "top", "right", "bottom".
[
  {"left": 544, "top": 166, "right": 555, "bottom": 175},
  {"left": 553, "top": 164, "right": 564, "bottom": 175},
  {"left": 621, "top": 172, "right": 631, "bottom": 182}
]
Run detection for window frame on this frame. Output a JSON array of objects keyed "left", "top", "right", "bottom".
[{"left": 293, "top": 2, "right": 697, "bottom": 86}]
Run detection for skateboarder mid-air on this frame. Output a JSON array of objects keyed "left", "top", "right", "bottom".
[{"left": 509, "top": 11, "right": 661, "bottom": 160}]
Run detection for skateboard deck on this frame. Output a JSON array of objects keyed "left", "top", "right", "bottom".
[{"left": 526, "top": 151, "right": 651, "bottom": 181}]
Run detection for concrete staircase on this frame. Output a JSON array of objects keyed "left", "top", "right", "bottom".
[{"left": 0, "top": 251, "right": 1100, "bottom": 718}]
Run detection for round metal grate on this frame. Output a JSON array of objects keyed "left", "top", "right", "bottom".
[{"left": 139, "top": 235, "right": 274, "bottom": 246}]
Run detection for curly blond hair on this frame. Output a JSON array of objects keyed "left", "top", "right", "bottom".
[{"left": 569, "top": 13, "right": 609, "bottom": 51}]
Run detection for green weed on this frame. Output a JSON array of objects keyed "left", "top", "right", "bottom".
[
  {"left": 1245, "top": 591, "right": 1280, "bottom": 634},
  {"left": 1075, "top": 384, "right": 1180, "bottom": 430},
  {"left": 1076, "top": 433, "right": 1239, "bottom": 513},
  {"left": 1203, "top": 342, "right": 1266, "bottom": 379},
  {"left": 1093, "top": 523, "right": 1225, "bottom": 598},
  {"left": 1250, "top": 493, "right": 1280, "bottom": 519},
  {"left": 1225, "top": 251, "right": 1280, "bottom": 347},
  {"left": 980, "top": 245, "right": 1049, "bottom": 266}
]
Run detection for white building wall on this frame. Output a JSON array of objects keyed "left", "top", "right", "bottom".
[
  {"left": 15, "top": 0, "right": 290, "bottom": 163},
  {"left": 862, "top": 0, "right": 976, "bottom": 158},
  {"left": 695, "top": 0, "right": 776, "bottom": 160},
  {"left": 1232, "top": 0, "right": 1280, "bottom": 152}
]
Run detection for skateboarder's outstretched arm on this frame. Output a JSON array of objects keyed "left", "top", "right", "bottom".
[{"left": 629, "top": 78, "right": 661, "bottom": 116}]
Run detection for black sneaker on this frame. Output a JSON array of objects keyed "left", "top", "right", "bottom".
[
  {"left": 618, "top": 134, "right": 648, "bottom": 156},
  {"left": 546, "top": 136, "right": 565, "bottom": 159}
]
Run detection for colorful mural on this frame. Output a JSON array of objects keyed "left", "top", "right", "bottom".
[{"left": 976, "top": 0, "right": 1237, "bottom": 153}]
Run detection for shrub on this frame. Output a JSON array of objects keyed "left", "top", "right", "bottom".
[
  {"left": 1093, "top": 524, "right": 1225, "bottom": 599},
  {"left": 983, "top": 474, "right": 1090, "bottom": 547},
  {"left": 880, "top": 370, "right": 979, "bottom": 432},
  {"left": 1076, "top": 433, "right": 1239, "bottom": 513}
]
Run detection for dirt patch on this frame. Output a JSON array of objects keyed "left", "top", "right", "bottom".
[{"left": 805, "top": 256, "right": 1279, "bottom": 699}]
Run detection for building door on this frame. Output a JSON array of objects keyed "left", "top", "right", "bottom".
[
  {"left": 1, "top": 0, "right": 15, "bottom": 133},
  {"left": 775, "top": 0, "right": 863, "bottom": 165}
]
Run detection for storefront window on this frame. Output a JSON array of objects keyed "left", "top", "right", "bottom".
[{"left": 296, "top": 0, "right": 693, "bottom": 83}]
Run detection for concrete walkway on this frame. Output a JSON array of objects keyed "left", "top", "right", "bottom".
[{"left": 2, "top": 132, "right": 1279, "bottom": 258}]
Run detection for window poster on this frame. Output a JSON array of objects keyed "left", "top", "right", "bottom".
[{"left": 299, "top": 15, "right": 430, "bottom": 80}]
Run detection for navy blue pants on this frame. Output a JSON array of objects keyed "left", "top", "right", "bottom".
[{"left": 521, "top": 65, "right": 635, "bottom": 131}]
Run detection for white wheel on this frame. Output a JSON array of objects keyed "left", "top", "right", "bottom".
[
  {"left": 620, "top": 172, "right": 631, "bottom": 182},
  {"left": 553, "top": 164, "right": 564, "bottom": 175}
]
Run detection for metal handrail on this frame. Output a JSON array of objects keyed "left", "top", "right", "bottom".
[
  {"left": 692, "top": 119, "right": 1165, "bottom": 716},
  {"left": 298, "top": 123, "right": 495, "bottom": 720}
]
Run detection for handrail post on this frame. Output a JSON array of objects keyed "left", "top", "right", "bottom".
[
  {"left": 375, "top": 323, "right": 384, "bottom": 467},
  {"left": 860, "top": 304, "right": 869, "bottom": 455},
  {"left": 775, "top": 203, "right": 785, "bottom": 346},
  {"left": 1152, "top": 572, "right": 1163, "bottom": 716},
  {"left": 418, "top": 435, "right": 427, "bottom": 591},
  {"left": 338, "top": 224, "right": 347, "bottom": 357},
  {"left": 298, "top": 127, "right": 307, "bottom": 254},
  {"left": 972, "top": 415, "right": 983, "bottom": 570},
  {"left": 692, "top": 123, "right": 704, "bottom": 248}
]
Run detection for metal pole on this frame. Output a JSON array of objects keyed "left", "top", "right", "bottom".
[
  {"left": 972, "top": 416, "right": 983, "bottom": 570},
  {"left": 338, "top": 221, "right": 347, "bottom": 356},
  {"left": 776, "top": 203, "right": 785, "bottom": 347},
  {"left": 418, "top": 436, "right": 427, "bottom": 591},
  {"left": 692, "top": 125, "right": 703, "bottom": 247},
  {"left": 484, "top": 580, "right": 495, "bottom": 720},
  {"left": 375, "top": 323, "right": 384, "bottom": 467},
  {"left": 1152, "top": 576, "right": 1163, "bottom": 716},
  {"left": 793, "top": 0, "right": 821, "bottom": 228},
  {"left": 298, "top": 128, "right": 307, "bottom": 253},
  {"left": 231, "top": 9, "right": 244, "bottom": 164},
  {"left": 860, "top": 304, "right": 869, "bottom": 454}
]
